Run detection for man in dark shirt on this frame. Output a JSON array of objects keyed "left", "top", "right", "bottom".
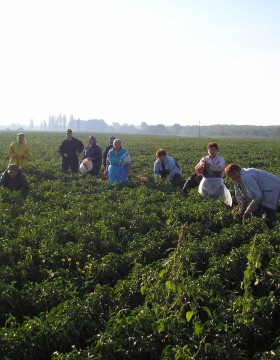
[
  {"left": 103, "top": 136, "right": 116, "bottom": 170},
  {"left": 59, "top": 129, "right": 84, "bottom": 173},
  {"left": 0, "top": 164, "right": 28, "bottom": 194}
]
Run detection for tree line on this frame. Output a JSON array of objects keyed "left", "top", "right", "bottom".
[{"left": 4, "top": 115, "right": 280, "bottom": 138}]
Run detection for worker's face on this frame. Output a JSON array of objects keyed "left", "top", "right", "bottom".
[
  {"left": 208, "top": 146, "right": 217, "bottom": 158},
  {"left": 113, "top": 141, "right": 122, "bottom": 151},
  {"left": 228, "top": 169, "right": 240, "bottom": 182},
  {"left": 8, "top": 170, "right": 18, "bottom": 179},
  {"left": 18, "top": 135, "right": 25, "bottom": 144},
  {"left": 158, "top": 155, "right": 166, "bottom": 163},
  {"left": 89, "top": 138, "right": 96, "bottom": 146},
  {"left": 66, "top": 132, "right": 73, "bottom": 140}
]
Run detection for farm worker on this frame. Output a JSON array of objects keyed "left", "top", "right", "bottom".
[
  {"left": 59, "top": 129, "right": 84, "bottom": 173},
  {"left": 0, "top": 164, "right": 28, "bottom": 194},
  {"left": 195, "top": 142, "right": 232, "bottom": 205},
  {"left": 83, "top": 136, "right": 102, "bottom": 176},
  {"left": 154, "top": 148, "right": 182, "bottom": 186},
  {"left": 103, "top": 136, "right": 116, "bottom": 170},
  {"left": 225, "top": 163, "right": 280, "bottom": 227},
  {"left": 104, "top": 139, "right": 132, "bottom": 184},
  {"left": 9, "top": 133, "right": 30, "bottom": 170}
]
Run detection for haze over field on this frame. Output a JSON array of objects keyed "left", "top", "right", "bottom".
[{"left": 1, "top": 0, "right": 280, "bottom": 127}]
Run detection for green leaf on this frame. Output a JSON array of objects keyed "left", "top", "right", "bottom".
[
  {"left": 202, "top": 306, "right": 212, "bottom": 317},
  {"left": 186, "top": 311, "right": 193, "bottom": 322},
  {"left": 194, "top": 321, "right": 204, "bottom": 338},
  {"left": 140, "top": 285, "right": 146, "bottom": 295},
  {"left": 159, "top": 269, "right": 168, "bottom": 278}
]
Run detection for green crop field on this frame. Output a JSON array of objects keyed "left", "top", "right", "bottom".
[{"left": 0, "top": 132, "right": 280, "bottom": 359}]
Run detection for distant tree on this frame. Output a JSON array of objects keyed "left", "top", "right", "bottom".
[
  {"left": 140, "top": 122, "right": 149, "bottom": 132},
  {"left": 118, "top": 123, "right": 137, "bottom": 133},
  {"left": 29, "top": 119, "right": 34, "bottom": 130},
  {"left": 62, "top": 115, "right": 67, "bottom": 130},
  {"left": 58, "top": 114, "right": 63, "bottom": 130},
  {"left": 48, "top": 115, "right": 54, "bottom": 130},
  {"left": 150, "top": 124, "right": 167, "bottom": 134},
  {"left": 112, "top": 122, "right": 121, "bottom": 132},
  {"left": 85, "top": 119, "right": 108, "bottom": 132},
  {"left": 167, "top": 123, "right": 182, "bottom": 134}
]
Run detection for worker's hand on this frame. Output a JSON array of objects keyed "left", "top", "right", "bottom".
[
  {"left": 204, "top": 162, "right": 211, "bottom": 169},
  {"left": 234, "top": 211, "right": 244, "bottom": 221},
  {"left": 64, "top": 153, "right": 68, "bottom": 158},
  {"left": 243, "top": 210, "right": 251, "bottom": 219},
  {"left": 103, "top": 170, "right": 108, "bottom": 180}
]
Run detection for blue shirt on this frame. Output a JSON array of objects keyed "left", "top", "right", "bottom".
[{"left": 107, "top": 147, "right": 132, "bottom": 166}]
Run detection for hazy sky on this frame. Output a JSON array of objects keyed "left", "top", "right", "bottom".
[{"left": 1, "top": 0, "right": 280, "bottom": 127}]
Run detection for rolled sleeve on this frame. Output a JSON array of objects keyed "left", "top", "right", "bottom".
[{"left": 209, "top": 158, "right": 225, "bottom": 172}]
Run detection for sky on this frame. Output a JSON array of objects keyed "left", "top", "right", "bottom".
[{"left": 0, "top": 0, "right": 280, "bottom": 127}]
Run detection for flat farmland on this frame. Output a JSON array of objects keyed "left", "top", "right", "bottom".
[{"left": 0, "top": 132, "right": 280, "bottom": 359}]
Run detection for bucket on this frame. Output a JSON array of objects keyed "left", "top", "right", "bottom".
[
  {"left": 108, "top": 165, "right": 127, "bottom": 184},
  {"left": 79, "top": 159, "right": 93, "bottom": 174}
]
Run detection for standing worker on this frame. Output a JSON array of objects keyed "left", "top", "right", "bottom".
[
  {"left": 59, "top": 129, "right": 84, "bottom": 173},
  {"left": 103, "top": 136, "right": 116, "bottom": 171},
  {"left": 83, "top": 136, "right": 102, "bottom": 176},
  {"left": 9, "top": 133, "right": 30, "bottom": 170}
]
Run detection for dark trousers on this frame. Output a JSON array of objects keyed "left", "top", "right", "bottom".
[
  {"left": 253, "top": 205, "right": 277, "bottom": 227},
  {"left": 88, "top": 167, "right": 101, "bottom": 176},
  {"left": 62, "top": 157, "right": 79, "bottom": 173},
  {"left": 171, "top": 173, "right": 183, "bottom": 186}
]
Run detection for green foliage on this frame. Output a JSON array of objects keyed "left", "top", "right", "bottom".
[{"left": 0, "top": 132, "right": 279, "bottom": 359}]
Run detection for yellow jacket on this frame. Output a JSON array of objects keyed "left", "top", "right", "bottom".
[{"left": 9, "top": 141, "right": 30, "bottom": 169}]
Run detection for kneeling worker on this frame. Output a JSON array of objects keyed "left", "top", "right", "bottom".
[
  {"left": 225, "top": 163, "right": 280, "bottom": 227},
  {"left": 154, "top": 149, "right": 182, "bottom": 185},
  {"left": 0, "top": 164, "right": 28, "bottom": 194}
]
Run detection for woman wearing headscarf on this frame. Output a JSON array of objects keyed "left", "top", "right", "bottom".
[
  {"left": 104, "top": 139, "right": 132, "bottom": 184},
  {"left": 9, "top": 133, "right": 30, "bottom": 170},
  {"left": 83, "top": 136, "right": 102, "bottom": 176}
]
